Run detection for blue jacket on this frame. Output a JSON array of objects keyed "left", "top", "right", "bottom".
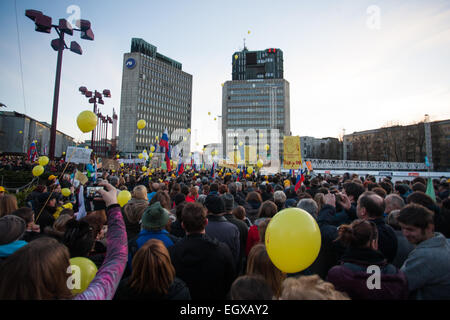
[
  {"left": 0, "top": 240, "right": 28, "bottom": 258},
  {"left": 401, "top": 233, "right": 450, "bottom": 300}
]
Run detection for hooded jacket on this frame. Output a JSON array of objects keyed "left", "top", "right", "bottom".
[
  {"left": 327, "top": 247, "right": 408, "bottom": 300},
  {"left": 400, "top": 232, "right": 450, "bottom": 300}
]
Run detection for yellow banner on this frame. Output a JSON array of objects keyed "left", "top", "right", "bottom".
[
  {"left": 283, "top": 136, "right": 302, "bottom": 169},
  {"left": 219, "top": 160, "right": 238, "bottom": 170}
]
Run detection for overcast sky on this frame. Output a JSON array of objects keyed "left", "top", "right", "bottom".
[{"left": 1, "top": 0, "right": 449, "bottom": 151}]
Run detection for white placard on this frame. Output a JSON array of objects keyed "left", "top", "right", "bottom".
[{"left": 65, "top": 147, "right": 92, "bottom": 164}]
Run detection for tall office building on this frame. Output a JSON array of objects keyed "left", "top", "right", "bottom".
[
  {"left": 119, "top": 38, "right": 192, "bottom": 155},
  {"left": 222, "top": 47, "right": 290, "bottom": 164}
]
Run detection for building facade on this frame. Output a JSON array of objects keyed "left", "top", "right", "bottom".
[
  {"left": 300, "top": 136, "right": 342, "bottom": 160},
  {"left": 119, "top": 38, "right": 193, "bottom": 155},
  {"left": 344, "top": 119, "right": 450, "bottom": 171},
  {"left": 222, "top": 47, "right": 290, "bottom": 165},
  {"left": 0, "top": 111, "right": 75, "bottom": 156}
]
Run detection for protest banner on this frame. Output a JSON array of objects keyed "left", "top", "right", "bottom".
[{"left": 283, "top": 136, "right": 302, "bottom": 169}]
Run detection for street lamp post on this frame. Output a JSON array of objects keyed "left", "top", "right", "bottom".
[
  {"left": 25, "top": 9, "right": 94, "bottom": 160},
  {"left": 78, "top": 87, "right": 111, "bottom": 154}
]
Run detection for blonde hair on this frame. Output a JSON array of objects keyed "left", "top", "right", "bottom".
[
  {"left": 132, "top": 185, "right": 148, "bottom": 201},
  {"left": 280, "top": 275, "right": 350, "bottom": 300}
]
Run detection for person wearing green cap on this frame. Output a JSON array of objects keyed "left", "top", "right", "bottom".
[{"left": 126, "top": 202, "right": 180, "bottom": 274}]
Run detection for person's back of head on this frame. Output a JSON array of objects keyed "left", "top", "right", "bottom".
[
  {"left": 149, "top": 191, "right": 172, "bottom": 211},
  {"left": 387, "top": 209, "right": 402, "bottom": 230},
  {"left": 280, "top": 275, "right": 349, "bottom": 300},
  {"left": 258, "top": 201, "right": 277, "bottom": 219},
  {"left": 129, "top": 239, "right": 175, "bottom": 295},
  {"left": 412, "top": 182, "right": 426, "bottom": 193},
  {"left": 358, "top": 191, "right": 385, "bottom": 218},
  {"left": 0, "top": 237, "right": 72, "bottom": 300},
  {"left": 230, "top": 275, "right": 273, "bottom": 300},
  {"left": 379, "top": 181, "right": 393, "bottom": 195},
  {"left": 109, "top": 176, "right": 119, "bottom": 188},
  {"left": 406, "top": 191, "right": 435, "bottom": 211},
  {"left": 336, "top": 219, "right": 378, "bottom": 249},
  {"left": 182, "top": 202, "right": 207, "bottom": 234},
  {"left": 132, "top": 185, "right": 148, "bottom": 201},
  {"left": 297, "top": 199, "right": 319, "bottom": 218},
  {"left": 204, "top": 193, "right": 225, "bottom": 215},
  {"left": 11, "top": 207, "right": 34, "bottom": 227},
  {"left": 63, "top": 219, "right": 95, "bottom": 258},
  {"left": 210, "top": 183, "right": 219, "bottom": 193},
  {"left": 343, "top": 182, "right": 365, "bottom": 202},
  {"left": 232, "top": 205, "right": 246, "bottom": 221},
  {"left": 273, "top": 191, "right": 286, "bottom": 205},
  {"left": 385, "top": 194, "right": 405, "bottom": 214},
  {"left": 372, "top": 187, "right": 387, "bottom": 199},
  {"left": 0, "top": 194, "right": 18, "bottom": 218},
  {"left": 246, "top": 243, "right": 285, "bottom": 299}
]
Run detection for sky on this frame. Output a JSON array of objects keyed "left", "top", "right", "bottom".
[{"left": 1, "top": 0, "right": 450, "bottom": 151}]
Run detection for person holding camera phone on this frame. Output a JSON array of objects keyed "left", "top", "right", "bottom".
[{"left": 0, "top": 181, "right": 128, "bottom": 300}]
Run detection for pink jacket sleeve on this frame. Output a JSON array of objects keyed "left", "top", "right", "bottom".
[{"left": 74, "top": 204, "right": 128, "bottom": 300}]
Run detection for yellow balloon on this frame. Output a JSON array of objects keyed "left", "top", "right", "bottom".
[
  {"left": 259, "top": 133, "right": 263, "bottom": 138},
  {"left": 117, "top": 190, "right": 132, "bottom": 207},
  {"left": 187, "top": 128, "right": 191, "bottom": 133},
  {"left": 265, "top": 144, "right": 270, "bottom": 151},
  {"left": 116, "top": 155, "right": 120, "bottom": 159},
  {"left": 112, "top": 170, "right": 116, "bottom": 173},
  {"left": 61, "top": 188, "right": 71, "bottom": 197},
  {"left": 32, "top": 165, "right": 44, "bottom": 177},
  {"left": 214, "top": 117, "right": 217, "bottom": 121},
  {"left": 85, "top": 146, "right": 89, "bottom": 149},
  {"left": 155, "top": 136, "right": 159, "bottom": 140},
  {"left": 143, "top": 149, "right": 147, "bottom": 154},
  {"left": 150, "top": 146, "right": 155, "bottom": 153},
  {"left": 236, "top": 169, "right": 240, "bottom": 174},
  {"left": 208, "top": 112, "right": 211, "bottom": 116},
  {"left": 38, "top": 156, "right": 49, "bottom": 166},
  {"left": 142, "top": 166, "right": 147, "bottom": 172},
  {"left": 239, "top": 141, "right": 243, "bottom": 147},
  {"left": 247, "top": 166, "right": 254, "bottom": 174},
  {"left": 19, "top": 131, "right": 23, "bottom": 134},
  {"left": 235, "top": 54, "right": 239, "bottom": 60},
  {"left": 120, "top": 163, "right": 124, "bottom": 167},
  {"left": 248, "top": 30, "right": 251, "bottom": 34},
  {"left": 69, "top": 257, "right": 98, "bottom": 295},
  {"left": 265, "top": 208, "right": 321, "bottom": 273},
  {"left": 149, "top": 153, "right": 153, "bottom": 158},
  {"left": 62, "top": 152, "right": 66, "bottom": 155},
  {"left": 221, "top": 83, "right": 224, "bottom": 87},
  {"left": 77, "top": 111, "right": 97, "bottom": 133},
  {"left": 257, "top": 159, "right": 264, "bottom": 168},
  {"left": 137, "top": 119, "right": 146, "bottom": 130},
  {"left": 138, "top": 153, "right": 143, "bottom": 159}
]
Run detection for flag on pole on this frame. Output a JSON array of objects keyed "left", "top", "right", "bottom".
[
  {"left": 426, "top": 177, "right": 436, "bottom": 202},
  {"left": 159, "top": 129, "right": 171, "bottom": 171},
  {"left": 211, "top": 162, "right": 216, "bottom": 179},
  {"left": 27, "top": 141, "right": 39, "bottom": 162},
  {"left": 295, "top": 168, "right": 306, "bottom": 192}
]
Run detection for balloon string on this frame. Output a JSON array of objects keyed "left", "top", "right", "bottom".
[{"left": 34, "top": 133, "right": 85, "bottom": 224}]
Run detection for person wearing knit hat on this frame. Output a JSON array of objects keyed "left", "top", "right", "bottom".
[
  {"left": 126, "top": 202, "right": 180, "bottom": 275},
  {"left": 0, "top": 186, "right": 5, "bottom": 197},
  {"left": 204, "top": 194, "right": 240, "bottom": 270},
  {"left": 0, "top": 215, "right": 28, "bottom": 261}
]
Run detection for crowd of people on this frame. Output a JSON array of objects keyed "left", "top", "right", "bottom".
[{"left": 0, "top": 161, "right": 449, "bottom": 300}]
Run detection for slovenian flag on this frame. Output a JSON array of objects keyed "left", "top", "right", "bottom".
[
  {"left": 27, "top": 141, "right": 39, "bottom": 162},
  {"left": 159, "top": 129, "right": 171, "bottom": 171},
  {"left": 294, "top": 168, "right": 306, "bottom": 192},
  {"left": 177, "top": 155, "right": 184, "bottom": 176}
]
